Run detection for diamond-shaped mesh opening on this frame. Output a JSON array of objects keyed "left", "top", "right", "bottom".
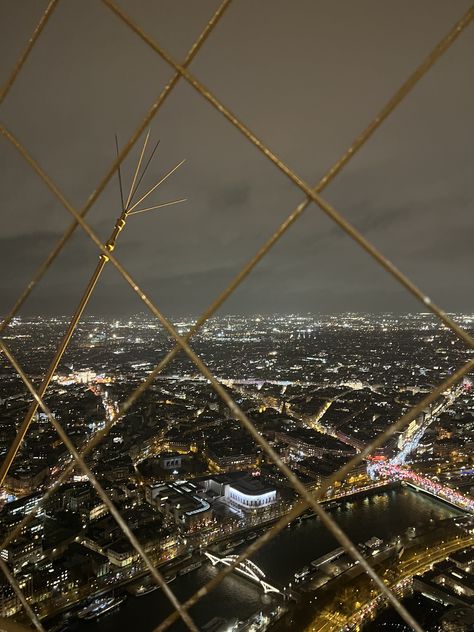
[{"left": 1, "top": 2, "right": 473, "bottom": 632}]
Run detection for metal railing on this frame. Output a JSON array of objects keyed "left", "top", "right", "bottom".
[{"left": 1, "top": 2, "right": 473, "bottom": 631}]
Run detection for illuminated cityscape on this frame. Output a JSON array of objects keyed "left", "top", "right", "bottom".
[
  {"left": 1, "top": 1, "right": 473, "bottom": 631},
  {"left": 0, "top": 313, "right": 473, "bottom": 630}
]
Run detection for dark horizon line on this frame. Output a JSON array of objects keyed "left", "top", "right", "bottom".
[{"left": 3, "top": 310, "right": 473, "bottom": 320}]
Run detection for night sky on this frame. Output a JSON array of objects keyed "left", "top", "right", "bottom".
[{"left": 1, "top": 1, "right": 473, "bottom": 318}]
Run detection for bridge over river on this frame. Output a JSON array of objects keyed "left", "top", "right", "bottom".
[
  {"left": 373, "top": 462, "right": 474, "bottom": 513},
  {"left": 204, "top": 551, "right": 287, "bottom": 596}
]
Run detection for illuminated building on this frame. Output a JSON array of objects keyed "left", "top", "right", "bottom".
[
  {"left": 225, "top": 480, "right": 277, "bottom": 513},
  {"left": 273, "top": 429, "right": 354, "bottom": 459},
  {"left": 414, "top": 549, "right": 474, "bottom": 607},
  {"left": 106, "top": 541, "right": 137, "bottom": 568},
  {"left": 4, "top": 465, "right": 49, "bottom": 495},
  {"left": 160, "top": 453, "right": 184, "bottom": 471},
  {"left": 146, "top": 481, "right": 213, "bottom": 529},
  {"left": 1, "top": 537, "right": 42, "bottom": 570},
  {"left": 204, "top": 475, "right": 277, "bottom": 514}
]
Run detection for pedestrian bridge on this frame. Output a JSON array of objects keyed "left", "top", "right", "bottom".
[{"left": 204, "top": 551, "right": 282, "bottom": 595}]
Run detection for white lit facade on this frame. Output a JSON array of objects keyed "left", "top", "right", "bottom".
[{"left": 224, "top": 484, "right": 276, "bottom": 512}]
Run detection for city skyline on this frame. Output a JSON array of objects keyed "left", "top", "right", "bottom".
[
  {"left": 0, "top": 312, "right": 473, "bottom": 630},
  {"left": 1, "top": 2, "right": 473, "bottom": 631}
]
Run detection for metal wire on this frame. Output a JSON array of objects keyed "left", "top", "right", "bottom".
[
  {"left": 103, "top": 0, "right": 474, "bottom": 351},
  {"left": 95, "top": 0, "right": 474, "bottom": 426},
  {"left": 0, "top": 558, "right": 44, "bottom": 632},
  {"left": 0, "top": 349, "right": 470, "bottom": 631},
  {"left": 155, "top": 357, "right": 474, "bottom": 632},
  {"left": 0, "top": 153, "right": 185, "bottom": 487},
  {"left": 0, "top": 340, "right": 200, "bottom": 632},
  {"left": 0, "top": 40, "right": 462, "bottom": 625},
  {"left": 0, "top": 2, "right": 231, "bottom": 628},
  {"left": 0, "top": 2, "right": 473, "bottom": 631},
  {"left": 0, "top": 208, "right": 424, "bottom": 632},
  {"left": 0, "top": 170, "right": 444, "bottom": 629},
  {"left": 0, "top": 0, "right": 60, "bottom": 106},
  {"left": 0, "top": 123, "right": 432, "bottom": 632},
  {"left": 0, "top": 0, "right": 232, "bottom": 334}
]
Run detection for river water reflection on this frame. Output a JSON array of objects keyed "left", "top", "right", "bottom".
[{"left": 73, "top": 487, "right": 459, "bottom": 632}]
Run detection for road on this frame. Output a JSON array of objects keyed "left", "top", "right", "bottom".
[{"left": 309, "top": 535, "right": 474, "bottom": 632}]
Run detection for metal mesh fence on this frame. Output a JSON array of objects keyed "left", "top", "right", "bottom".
[{"left": 1, "top": 2, "right": 473, "bottom": 631}]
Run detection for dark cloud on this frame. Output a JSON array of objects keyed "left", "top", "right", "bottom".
[
  {"left": 1, "top": 0, "right": 473, "bottom": 317},
  {"left": 209, "top": 183, "right": 253, "bottom": 213}
]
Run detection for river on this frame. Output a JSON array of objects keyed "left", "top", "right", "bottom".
[{"left": 71, "top": 487, "right": 460, "bottom": 632}]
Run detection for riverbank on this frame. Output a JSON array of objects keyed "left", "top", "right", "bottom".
[
  {"left": 63, "top": 486, "right": 459, "bottom": 632},
  {"left": 38, "top": 480, "right": 396, "bottom": 627}
]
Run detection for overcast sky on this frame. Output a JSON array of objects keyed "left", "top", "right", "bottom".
[{"left": 1, "top": 0, "right": 473, "bottom": 318}]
